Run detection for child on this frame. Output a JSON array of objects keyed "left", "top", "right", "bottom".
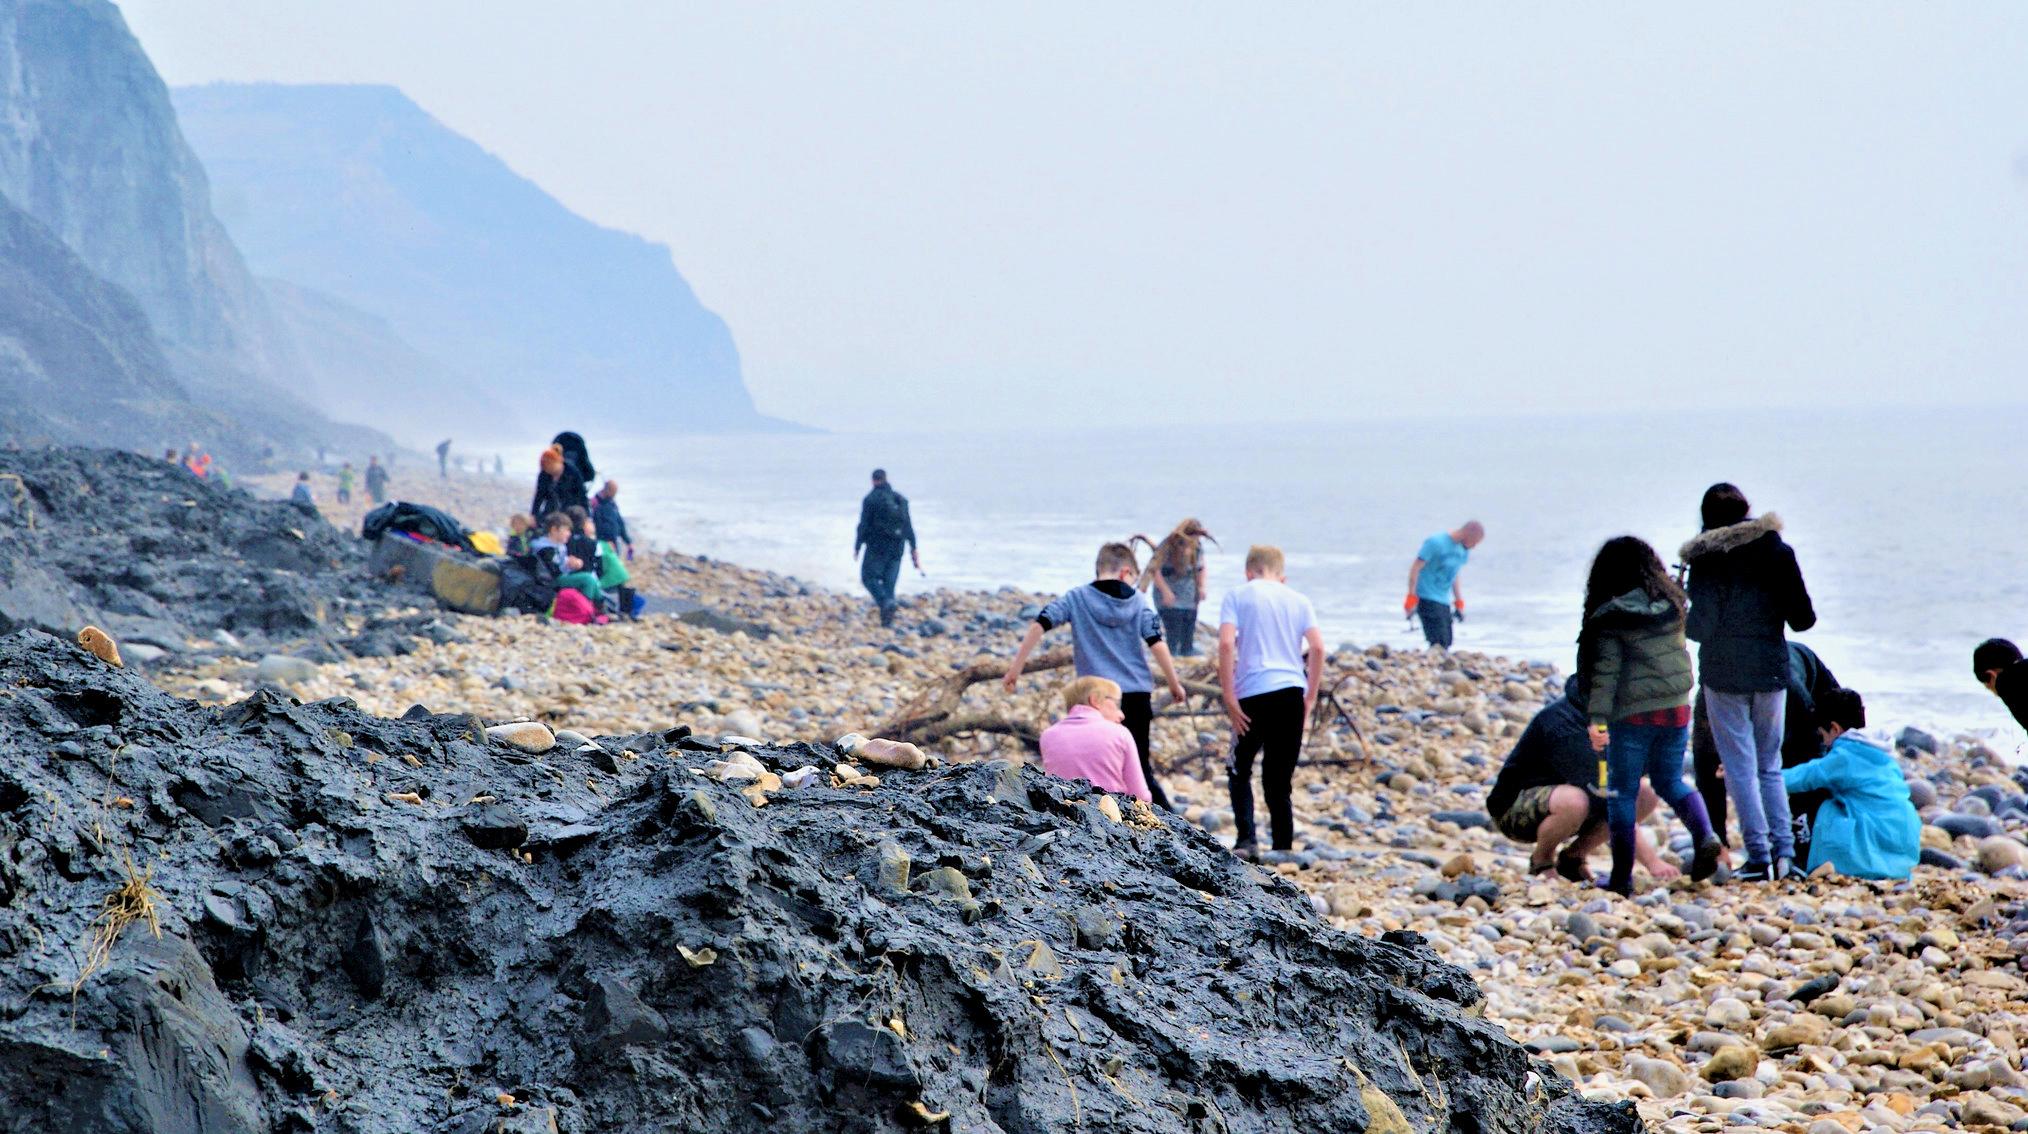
[
  {"left": 1037, "top": 676, "right": 1151, "bottom": 801},
  {"left": 1217, "top": 545, "right": 1325, "bottom": 860},
  {"left": 1576, "top": 536, "right": 1722, "bottom": 896},
  {"left": 529, "top": 513, "right": 579, "bottom": 578},
  {"left": 337, "top": 462, "right": 355, "bottom": 504},
  {"left": 1003, "top": 541, "right": 1187, "bottom": 809},
  {"left": 505, "top": 514, "right": 535, "bottom": 557},
  {"left": 289, "top": 471, "right": 316, "bottom": 514},
  {"left": 1782, "top": 688, "right": 1919, "bottom": 880},
  {"left": 566, "top": 506, "right": 604, "bottom": 581}
]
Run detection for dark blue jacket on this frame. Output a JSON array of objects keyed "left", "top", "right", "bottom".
[
  {"left": 1486, "top": 695, "right": 1597, "bottom": 821},
  {"left": 593, "top": 496, "right": 630, "bottom": 545}
]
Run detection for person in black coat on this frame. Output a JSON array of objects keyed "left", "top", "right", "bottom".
[
  {"left": 1679, "top": 482, "right": 1817, "bottom": 881},
  {"left": 532, "top": 444, "right": 589, "bottom": 520},
  {"left": 552, "top": 431, "right": 596, "bottom": 484},
  {"left": 1974, "top": 639, "right": 2028, "bottom": 731}
]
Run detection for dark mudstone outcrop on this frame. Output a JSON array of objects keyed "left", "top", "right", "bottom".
[{"left": 0, "top": 629, "right": 1638, "bottom": 1134}]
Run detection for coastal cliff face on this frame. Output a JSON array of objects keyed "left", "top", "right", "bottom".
[{"left": 174, "top": 83, "right": 771, "bottom": 432}]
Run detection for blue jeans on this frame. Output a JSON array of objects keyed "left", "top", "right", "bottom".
[
  {"left": 1158, "top": 607, "right": 1198, "bottom": 656},
  {"left": 1605, "top": 722, "right": 1695, "bottom": 836},
  {"left": 1706, "top": 688, "right": 1792, "bottom": 862},
  {"left": 1416, "top": 599, "right": 1453, "bottom": 648}
]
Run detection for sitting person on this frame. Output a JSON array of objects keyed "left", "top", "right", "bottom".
[
  {"left": 1487, "top": 681, "right": 1683, "bottom": 882},
  {"left": 566, "top": 506, "right": 604, "bottom": 579},
  {"left": 1782, "top": 688, "right": 1919, "bottom": 880},
  {"left": 505, "top": 513, "right": 536, "bottom": 557},
  {"left": 1974, "top": 638, "right": 2028, "bottom": 730},
  {"left": 288, "top": 471, "right": 316, "bottom": 515},
  {"left": 1037, "top": 676, "right": 1151, "bottom": 802},
  {"left": 529, "top": 513, "right": 581, "bottom": 579}
]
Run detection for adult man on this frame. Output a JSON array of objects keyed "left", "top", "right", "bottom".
[
  {"left": 436, "top": 439, "right": 451, "bottom": 479},
  {"left": 364, "top": 455, "right": 390, "bottom": 504},
  {"left": 593, "top": 480, "right": 633, "bottom": 560},
  {"left": 1488, "top": 682, "right": 1683, "bottom": 881},
  {"left": 853, "top": 469, "right": 918, "bottom": 627},
  {"left": 1404, "top": 521, "right": 1485, "bottom": 649},
  {"left": 1974, "top": 639, "right": 2028, "bottom": 729},
  {"left": 1219, "top": 545, "right": 1326, "bottom": 861}
]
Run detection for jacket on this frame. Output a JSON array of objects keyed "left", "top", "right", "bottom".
[
  {"left": 1038, "top": 705, "right": 1151, "bottom": 801},
  {"left": 1486, "top": 695, "right": 1598, "bottom": 820},
  {"left": 855, "top": 485, "right": 916, "bottom": 551},
  {"left": 1998, "top": 659, "right": 2028, "bottom": 731},
  {"left": 1579, "top": 589, "right": 1694, "bottom": 726},
  {"left": 531, "top": 467, "right": 588, "bottom": 520},
  {"left": 1680, "top": 514, "right": 1816, "bottom": 693},
  {"left": 1037, "top": 580, "right": 1163, "bottom": 694},
  {"left": 593, "top": 496, "right": 630, "bottom": 545},
  {"left": 1783, "top": 733, "right": 1920, "bottom": 880}
]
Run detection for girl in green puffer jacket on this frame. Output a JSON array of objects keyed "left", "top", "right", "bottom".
[{"left": 1577, "top": 536, "right": 1724, "bottom": 896}]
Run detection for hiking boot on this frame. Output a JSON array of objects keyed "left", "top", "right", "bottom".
[
  {"left": 1690, "top": 835, "right": 1725, "bottom": 883},
  {"left": 1734, "top": 860, "right": 1774, "bottom": 883}
]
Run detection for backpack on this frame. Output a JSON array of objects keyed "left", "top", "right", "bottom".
[
  {"left": 865, "top": 489, "right": 908, "bottom": 541},
  {"left": 551, "top": 588, "right": 597, "bottom": 625}
]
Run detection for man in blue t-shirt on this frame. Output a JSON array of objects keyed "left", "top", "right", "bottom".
[{"left": 1403, "top": 521, "right": 1484, "bottom": 649}]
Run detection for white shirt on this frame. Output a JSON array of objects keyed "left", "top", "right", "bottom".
[{"left": 1218, "top": 578, "right": 1317, "bottom": 699}]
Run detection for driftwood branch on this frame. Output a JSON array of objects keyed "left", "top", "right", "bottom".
[{"left": 877, "top": 648, "right": 1074, "bottom": 741}]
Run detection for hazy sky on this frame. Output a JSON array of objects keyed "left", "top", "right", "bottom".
[{"left": 122, "top": 2, "right": 2028, "bottom": 430}]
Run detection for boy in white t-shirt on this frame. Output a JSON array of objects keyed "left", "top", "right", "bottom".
[{"left": 1217, "top": 544, "right": 1326, "bottom": 860}]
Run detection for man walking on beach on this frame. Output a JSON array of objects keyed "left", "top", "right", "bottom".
[
  {"left": 365, "top": 455, "right": 390, "bottom": 505},
  {"left": 436, "top": 439, "right": 451, "bottom": 479},
  {"left": 1405, "top": 521, "right": 1484, "bottom": 649},
  {"left": 1003, "top": 541, "right": 1190, "bottom": 810},
  {"left": 1220, "top": 545, "right": 1326, "bottom": 861},
  {"left": 854, "top": 469, "right": 919, "bottom": 627}
]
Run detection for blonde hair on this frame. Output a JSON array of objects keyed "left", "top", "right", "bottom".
[
  {"left": 1094, "top": 541, "right": 1138, "bottom": 578},
  {"left": 1138, "top": 518, "right": 1217, "bottom": 591},
  {"left": 1061, "top": 675, "right": 1121, "bottom": 711},
  {"left": 1245, "top": 545, "right": 1285, "bottom": 575}
]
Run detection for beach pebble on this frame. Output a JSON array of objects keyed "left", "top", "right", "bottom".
[
  {"left": 1628, "top": 1056, "right": 1691, "bottom": 1097},
  {"left": 484, "top": 721, "right": 555, "bottom": 753},
  {"left": 1701, "top": 1045, "right": 1758, "bottom": 1082},
  {"left": 1978, "top": 836, "right": 2028, "bottom": 874},
  {"left": 1705, "top": 999, "right": 1752, "bottom": 1029},
  {"left": 256, "top": 654, "right": 319, "bottom": 685}
]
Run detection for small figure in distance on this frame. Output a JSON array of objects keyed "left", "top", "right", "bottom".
[
  {"left": 435, "top": 439, "right": 451, "bottom": 479},
  {"left": 593, "top": 480, "right": 633, "bottom": 562},
  {"left": 853, "top": 469, "right": 919, "bottom": 628},
  {"left": 1404, "top": 520, "right": 1483, "bottom": 649},
  {"left": 365, "top": 455, "right": 390, "bottom": 504},
  {"left": 1218, "top": 545, "right": 1326, "bottom": 862},
  {"left": 1141, "top": 518, "right": 1216, "bottom": 657},
  {"left": 336, "top": 461, "right": 355, "bottom": 504},
  {"left": 1973, "top": 638, "right": 2028, "bottom": 730},
  {"left": 1004, "top": 540, "right": 1187, "bottom": 810},
  {"left": 1038, "top": 676, "right": 1151, "bottom": 802},
  {"left": 288, "top": 471, "right": 316, "bottom": 515},
  {"left": 1780, "top": 687, "right": 1919, "bottom": 880}
]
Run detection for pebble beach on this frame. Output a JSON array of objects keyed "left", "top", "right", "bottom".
[{"left": 208, "top": 468, "right": 2028, "bottom": 1134}]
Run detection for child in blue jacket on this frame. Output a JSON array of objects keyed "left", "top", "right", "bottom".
[{"left": 1782, "top": 688, "right": 1920, "bottom": 880}]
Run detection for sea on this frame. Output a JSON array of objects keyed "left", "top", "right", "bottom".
[{"left": 596, "top": 404, "right": 2028, "bottom": 746}]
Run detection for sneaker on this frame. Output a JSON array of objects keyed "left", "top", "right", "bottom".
[
  {"left": 1776, "top": 855, "right": 1805, "bottom": 881},
  {"left": 1690, "top": 835, "right": 1725, "bottom": 883},
  {"left": 1734, "top": 860, "right": 1774, "bottom": 882}
]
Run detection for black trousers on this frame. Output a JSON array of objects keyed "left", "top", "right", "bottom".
[
  {"left": 1118, "top": 692, "right": 1171, "bottom": 811},
  {"left": 860, "top": 541, "right": 904, "bottom": 622},
  {"left": 1227, "top": 686, "right": 1305, "bottom": 850}
]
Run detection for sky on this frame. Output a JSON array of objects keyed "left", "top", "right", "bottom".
[{"left": 121, "top": 2, "right": 2028, "bottom": 431}]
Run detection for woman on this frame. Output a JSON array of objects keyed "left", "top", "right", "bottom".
[
  {"left": 1782, "top": 688, "right": 1919, "bottom": 880},
  {"left": 531, "top": 444, "right": 588, "bottom": 520},
  {"left": 1576, "top": 536, "right": 1724, "bottom": 896},
  {"left": 1140, "top": 519, "right": 1216, "bottom": 657}
]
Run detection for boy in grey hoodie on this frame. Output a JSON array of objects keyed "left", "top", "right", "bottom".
[{"left": 1005, "top": 541, "right": 1189, "bottom": 808}]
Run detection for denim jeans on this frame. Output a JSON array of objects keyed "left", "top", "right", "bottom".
[
  {"left": 1605, "top": 722, "right": 1696, "bottom": 835},
  {"left": 1705, "top": 688, "right": 1792, "bottom": 862},
  {"left": 1416, "top": 599, "right": 1453, "bottom": 648},
  {"left": 1157, "top": 607, "right": 1198, "bottom": 656}
]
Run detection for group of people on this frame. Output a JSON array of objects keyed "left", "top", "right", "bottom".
[
  {"left": 502, "top": 431, "right": 640, "bottom": 622},
  {"left": 1488, "top": 482, "right": 1925, "bottom": 895},
  {"left": 282, "top": 455, "right": 390, "bottom": 513}
]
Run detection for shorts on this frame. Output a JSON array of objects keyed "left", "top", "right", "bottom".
[{"left": 1495, "top": 785, "right": 1561, "bottom": 843}]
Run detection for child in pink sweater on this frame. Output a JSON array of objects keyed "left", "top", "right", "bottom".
[{"left": 1038, "top": 677, "right": 1151, "bottom": 801}]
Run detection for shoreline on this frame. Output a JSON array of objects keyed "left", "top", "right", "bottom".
[{"left": 215, "top": 465, "right": 2028, "bottom": 1132}]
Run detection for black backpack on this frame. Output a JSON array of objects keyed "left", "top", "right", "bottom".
[{"left": 865, "top": 489, "right": 908, "bottom": 540}]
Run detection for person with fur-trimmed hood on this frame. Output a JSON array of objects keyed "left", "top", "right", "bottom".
[{"left": 1680, "top": 483, "right": 1817, "bottom": 882}]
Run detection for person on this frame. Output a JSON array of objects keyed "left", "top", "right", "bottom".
[
  {"left": 365, "top": 455, "right": 390, "bottom": 505},
  {"left": 531, "top": 445, "right": 588, "bottom": 520},
  {"left": 337, "top": 462, "right": 355, "bottom": 504},
  {"left": 163, "top": 448, "right": 179, "bottom": 464},
  {"left": 1004, "top": 541, "right": 1188, "bottom": 808},
  {"left": 1680, "top": 483, "right": 1816, "bottom": 882},
  {"left": 1141, "top": 518, "right": 1216, "bottom": 657},
  {"left": 1037, "top": 676, "right": 1152, "bottom": 802},
  {"left": 1973, "top": 639, "right": 2028, "bottom": 730},
  {"left": 552, "top": 431, "right": 596, "bottom": 487},
  {"left": 505, "top": 514, "right": 536, "bottom": 557},
  {"left": 1692, "top": 641, "right": 1840, "bottom": 862},
  {"left": 529, "top": 513, "right": 578, "bottom": 577},
  {"left": 1404, "top": 521, "right": 1484, "bottom": 649},
  {"left": 1575, "top": 536, "right": 1723, "bottom": 896},
  {"left": 593, "top": 480, "right": 633, "bottom": 561},
  {"left": 288, "top": 471, "right": 316, "bottom": 514},
  {"left": 436, "top": 439, "right": 451, "bottom": 479},
  {"left": 493, "top": 455, "right": 504, "bottom": 477},
  {"left": 1783, "top": 688, "right": 1919, "bottom": 880},
  {"left": 854, "top": 469, "right": 919, "bottom": 627},
  {"left": 1218, "top": 545, "right": 1326, "bottom": 861},
  {"left": 1488, "top": 681, "right": 1687, "bottom": 881},
  {"left": 565, "top": 506, "right": 604, "bottom": 581}
]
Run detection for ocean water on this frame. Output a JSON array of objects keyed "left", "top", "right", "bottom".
[{"left": 600, "top": 405, "right": 2028, "bottom": 742}]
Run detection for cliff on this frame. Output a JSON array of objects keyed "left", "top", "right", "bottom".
[{"left": 174, "top": 82, "right": 780, "bottom": 433}]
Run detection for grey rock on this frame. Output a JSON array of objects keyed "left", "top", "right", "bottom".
[
  {"left": 255, "top": 654, "right": 320, "bottom": 686},
  {"left": 579, "top": 976, "right": 669, "bottom": 1052}
]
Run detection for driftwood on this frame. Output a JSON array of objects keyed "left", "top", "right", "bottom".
[{"left": 877, "top": 648, "right": 1075, "bottom": 746}]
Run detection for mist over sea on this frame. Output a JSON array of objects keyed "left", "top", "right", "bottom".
[{"left": 601, "top": 404, "right": 2027, "bottom": 744}]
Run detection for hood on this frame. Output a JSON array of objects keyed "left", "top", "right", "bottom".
[
  {"left": 1830, "top": 732, "right": 1891, "bottom": 762},
  {"left": 1679, "top": 513, "right": 1783, "bottom": 562},
  {"left": 1586, "top": 588, "right": 1680, "bottom": 626},
  {"left": 1080, "top": 580, "right": 1145, "bottom": 629}
]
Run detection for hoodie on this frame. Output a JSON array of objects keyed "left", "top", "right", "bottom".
[
  {"left": 1783, "top": 733, "right": 1920, "bottom": 880},
  {"left": 1485, "top": 695, "right": 1598, "bottom": 820},
  {"left": 1679, "top": 513, "right": 1816, "bottom": 693},
  {"left": 1579, "top": 589, "right": 1694, "bottom": 726},
  {"left": 1037, "top": 580, "right": 1163, "bottom": 694}
]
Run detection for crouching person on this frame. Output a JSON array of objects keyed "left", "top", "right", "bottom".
[
  {"left": 1782, "top": 688, "right": 1919, "bottom": 880},
  {"left": 1038, "top": 677, "right": 1150, "bottom": 802},
  {"left": 1487, "top": 684, "right": 1685, "bottom": 883}
]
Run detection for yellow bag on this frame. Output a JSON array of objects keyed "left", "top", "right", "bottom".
[{"left": 468, "top": 530, "right": 504, "bottom": 555}]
